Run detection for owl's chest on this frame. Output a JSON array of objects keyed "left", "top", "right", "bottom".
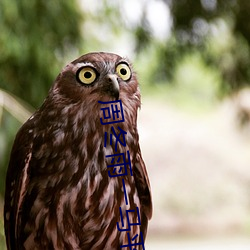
[
  {"left": 76, "top": 175, "right": 142, "bottom": 249},
  {"left": 23, "top": 127, "right": 142, "bottom": 249}
]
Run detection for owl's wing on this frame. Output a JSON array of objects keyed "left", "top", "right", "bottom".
[
  {"left": 134, "top": 148, "right": 152, "bottom": 220},
  {"left": 4, "top": 121, "right": 33, "bottom": 249}
]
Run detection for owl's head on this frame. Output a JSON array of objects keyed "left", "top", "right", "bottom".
[{"left": 51, "top": 52, "right": 141, "bottom": 108}]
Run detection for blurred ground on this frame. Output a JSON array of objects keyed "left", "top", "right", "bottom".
[
  {"left": 138, "top": 98, "right": 250, "bottom": 248},
  {"left": 146, "top": 237, "right": 250, "bottom": 250}
]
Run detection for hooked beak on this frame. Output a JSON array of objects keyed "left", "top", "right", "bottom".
[{"left": 107, "top": 74, "right": 119, "bottom": 100}]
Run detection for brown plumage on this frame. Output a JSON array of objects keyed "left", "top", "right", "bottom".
[{"left": 4, "top": 52, "right": 152, "bottom": 249}]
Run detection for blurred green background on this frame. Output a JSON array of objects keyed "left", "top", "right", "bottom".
[{"left": 1, "top": 0, "right": 250, "bottom": 249}]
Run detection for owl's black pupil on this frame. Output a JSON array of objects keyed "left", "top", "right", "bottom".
[
  {"left": 120, "top": 68, "right": 127, "bottom": 75},
  {"left": 84, "top": 72, "right": 92, "bottom": 79}
]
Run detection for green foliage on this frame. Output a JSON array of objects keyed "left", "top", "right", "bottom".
[
  {"left": 171, "top": 53, "right": 221, "bottom": 110},
  {"left": 207, "top": 21, "right": 250, "bottom": 95},
  {"left": 134, "top": 0, "right": 250, "bottom": 96},
  {"left": 0, "top": 0, "right": 82, "bottom": 108},
  {"left": 136, "top": 46, "right": 220, "bottom": 112},
  {"left": 171, "top": 0, "right": 250, "bottom": 93}
]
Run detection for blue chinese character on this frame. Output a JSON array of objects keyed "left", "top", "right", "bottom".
[
  {"left": 105, "top": 151, "right": 133, "bottom": 177},
  {"left": 120, "top": 232, "right": 145, "bottom": 250},
  {"left": 104, "top": 126, "right": 127, "bottom": 151},
  {"left": 98, "top": 100, "right": 125, "bottom": 125},
  {"left": 117, "top": 206, "right": 141, "bottom": 232}
]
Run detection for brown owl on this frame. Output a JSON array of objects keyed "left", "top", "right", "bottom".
[{"left": 4, "top": 52, "right": 152, "bottom": 249}]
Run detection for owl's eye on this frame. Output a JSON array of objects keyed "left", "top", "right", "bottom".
[
  {"left": 77, "top": 67, "right": 97, "bottom": 85},
  {"left": 116, "top": 63, "right": 131, "bottom": 81}
]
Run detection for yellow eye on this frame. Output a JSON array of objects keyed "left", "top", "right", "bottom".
[
  {"left": 77, "top": 67, "right": 97, "bottom": 85},
  {"left": 116, "top": 63, "right": 131, "bottom": 81}
]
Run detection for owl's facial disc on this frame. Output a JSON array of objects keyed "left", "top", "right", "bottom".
[{"left": 107, "top": 74, "right": 119, "bottom": 100}]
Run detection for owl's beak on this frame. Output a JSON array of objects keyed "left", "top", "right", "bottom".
[{"left": 107, "top": 74, "right": 119, "bottom": 100}]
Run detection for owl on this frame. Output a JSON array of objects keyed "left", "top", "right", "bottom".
[{"left": 4, "top": 52, "right": 152, "bottom": 249}]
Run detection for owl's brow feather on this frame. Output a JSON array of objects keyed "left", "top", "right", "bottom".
[
  {"left": 78, "top": 61, "right": 116, "bottom": 75},
  {"left": 71, "top": 62, "right": 95, "bottom": 73}
]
